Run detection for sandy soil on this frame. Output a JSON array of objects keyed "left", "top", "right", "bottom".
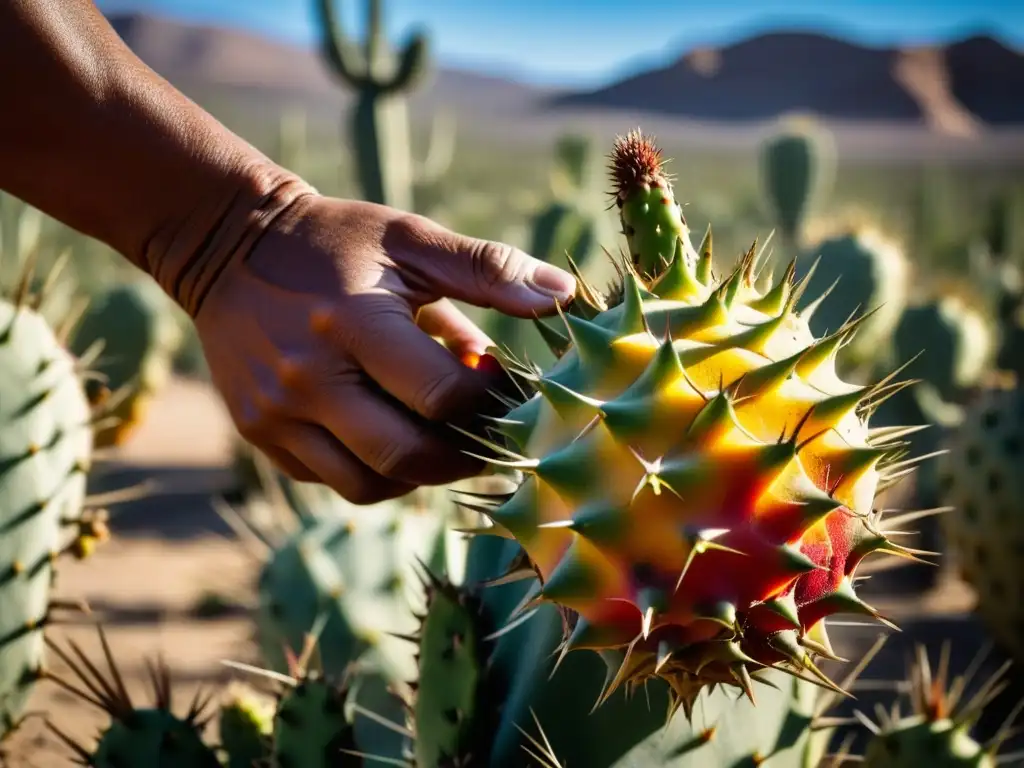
[{"left": 2, "top": 378, "right": 1021, "bottom": 766}]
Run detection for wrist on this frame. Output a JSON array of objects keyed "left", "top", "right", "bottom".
[{"left": 142, "top": 162, "right": 318, "bottom": 318}]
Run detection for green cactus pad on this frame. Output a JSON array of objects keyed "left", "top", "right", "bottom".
[
  {"left": 218, "top": 683, "right": 274, "bottom": 768},
  {"left": 70, "top": 280, "right": 182, "bottom": 446},
  {"left": 894, "top": 293, "right": 997, "bottom": 402},
  {"left": 409, "top": 572, "right": 500, "bottom": 767},
  {"left": 272, "top": 673, "right": 360, "bottom": 768},
  {"left": 938, "top": 377, "right": 1024, "bottom": 663},
  {"left": 795, "top": 227, "right": 909, "bottom": 369},
  {"left": 0, "top": 291, "right": 93, "bottom": 737},
  {"left": 759, "top": 118, "right": 836, "bottom": 246},
  {"left": 255, "top": 484, "right": 447, "bottom": 684}
]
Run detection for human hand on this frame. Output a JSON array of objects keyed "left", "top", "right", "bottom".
[{"left": 195, "top": 195, "right": 576, "bottom": 504}]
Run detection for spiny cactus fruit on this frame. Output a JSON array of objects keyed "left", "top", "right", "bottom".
[
  {"left": 462, "top": 129, "right": 927, "bottom": 720},
  {"left": 70, "top": 279, "right": 183, "bottom": 448},
  {"left": 0, "top": 262, "right": 111, "bottom": 739},
  {"left": 937, "top": 375, "right": 1024, "bottom": 663},
  {"left": 217, "top": 682, "right": 275, "bottom": 768},
  {"left": 857, "top": 643, "right": 1020, "bottom": 767},
  {"left": 758, "top": 117, "right": 836, "bottom": 250},
  {"left": 794, "top": 222, "right": 910, "bottom": 373},
  {"left": 44, "top": 625, "right": 221, "bottom": 767},
  {"left": 894, "top": 289, "right": 998, "bottom": 404}
]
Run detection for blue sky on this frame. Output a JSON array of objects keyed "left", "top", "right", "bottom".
[{"left": 96, "top": 0, "right": 1024, "bottom": 87}]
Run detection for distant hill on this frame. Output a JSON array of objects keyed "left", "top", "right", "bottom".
[
  {"left": 102, "top": 12, "right": 1024, "bottom": 163},
  {"left": 550, "top": 31, "right": 1024, "bottom": 130}
]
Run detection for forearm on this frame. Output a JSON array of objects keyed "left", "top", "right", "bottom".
[{"left": 0, "top": 0, "right": 314, "bottom": 315}]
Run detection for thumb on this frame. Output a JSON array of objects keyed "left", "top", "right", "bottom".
[{"left": 399, "top": 217, "right": 577, "bottom": 317}]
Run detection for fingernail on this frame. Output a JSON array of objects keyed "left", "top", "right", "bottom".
[{"left": 527, "top": 262, "right": 577, "bottom": 302}]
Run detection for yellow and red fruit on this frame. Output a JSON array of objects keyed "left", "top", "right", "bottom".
[{"left": 468, "top": 130, "right": 926, "bottom": 717}]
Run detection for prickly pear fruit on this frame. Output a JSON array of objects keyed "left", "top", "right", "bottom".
[
  {"left": 44, "top": 626, "right": 220, "bottom": 767},
  {"left": 467, "top": 129, "right": 926, "bottom": 717},
  {"left": 937, "top": 374, "right": 1024, "bottom": 663},
  {"left": 70, "top": 279, "right": 182, "bottom": 447}
]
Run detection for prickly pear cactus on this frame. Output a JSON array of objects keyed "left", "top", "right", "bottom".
[
  {"left": 217, "top": 683, "right": 274, "bottom": 768},
  {"left": 272, "top": 671, "right": 362, "bottom": 768},
  {"left": 70, "top": 279, "right": 183, "bottom": 447},
  {"left": 45, "top": 626, "right": 221, "bottom": 767},
  {"left": 937, "top": 374, "right": 1024, "bottom": 663},
  {"left": 894, "top": 290, "right": 998, "bottom": 403},
  {"left": 249, "top": 481, "right": 448, "bottom": 685},
  {"left": 795, "top": 224, "right": 910, "bottom": 372},
  {"left": 758, "top": 116, "right": 836, "bottom": 250},
  {"left": 858, "top": 644, "right": 1015, "bottom": 767},
  {"left": 0, "top": 271, "right": 105, "bottom": 738}
]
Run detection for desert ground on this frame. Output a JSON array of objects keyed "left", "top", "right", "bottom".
[{"left": 2, "top": 377, "right": 1022, "bottom": 766}]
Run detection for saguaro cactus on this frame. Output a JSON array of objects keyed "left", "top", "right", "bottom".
[{"left": 316, "top": 0, "right": 453, "bottom": 212}]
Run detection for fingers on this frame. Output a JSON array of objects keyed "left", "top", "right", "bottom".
[
  {"left": 347, "top": 296, "right": 501, "bottom": 425},
  {"left": 259, "top": 444, "right": 320, "bottom": 483},
  {"left": 390, "top": 215, "right": 576, "bottom": 317},
  {"left": 416, "top": 298, "right": 493, "bottom": 361},
  {"left": 276, "top": 422, "right": 416, "bottom": 505},
  {"left": 314, "top": 379, "right": 484, "bottom": 486}
]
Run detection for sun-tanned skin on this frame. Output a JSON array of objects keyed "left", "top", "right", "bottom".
[{"left": 0, "top": 0, "right": 577, "bottom": 504}]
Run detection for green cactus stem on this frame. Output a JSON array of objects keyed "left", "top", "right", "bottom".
[{"left": 316, "top": 0, "right": 454, "bottom": 212}]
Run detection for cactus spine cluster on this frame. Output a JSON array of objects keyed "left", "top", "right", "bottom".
[
  {"left": 316, "top": 0, "right": 453, "bottom": 212},
  {"left": 458, "top": 129, "right": 927, "bottom": 723},
  {"left": 858, "top": 644, "right": 1016, "bottom": 767},
  {"left": 45, "top": 625, "right": 221, "bottom": 767}
]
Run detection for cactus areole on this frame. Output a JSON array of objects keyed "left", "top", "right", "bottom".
[{"left": 469, "top": 130, "right": 923, "bottom": 718}]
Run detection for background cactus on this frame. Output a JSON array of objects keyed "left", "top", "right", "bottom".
[
  {"left": 793, "top": 223, "right": 910, "bottom": 376},
  {"left": 69, "top": 279, "right": 184, "bottom": 448},
  {"left": 0, "top": 264, "right": 110, "bottom": 740},
  {"left": 316, "top": 0, "right": 454, "bottom": 213},
  {"left": 937, "top": 374, "right": 1024, "bottom": 666},
  {"left": 758, "top": 116, "right": 837, "bottom": 256}
]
